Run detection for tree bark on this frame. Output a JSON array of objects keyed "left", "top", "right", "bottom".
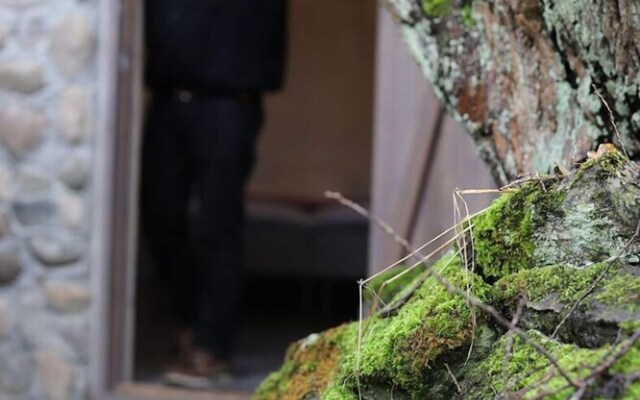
[{"left": 382, "top": 0, "right": 640, "bottom": 185}]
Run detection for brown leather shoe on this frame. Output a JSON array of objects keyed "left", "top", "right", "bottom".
[
  {"left": 163, "top": 347, "right": 231, "bottom": 389},
  {"left": 175, "top": 328, "right": 194, "bottom": 363}
]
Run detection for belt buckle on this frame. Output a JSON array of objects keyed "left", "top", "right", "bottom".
[{"left": 177, "top": 90, "right": 193, "bottom": 103}]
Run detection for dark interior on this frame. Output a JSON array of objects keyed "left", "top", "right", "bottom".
[
  {"left": 133, "top": 0, "right": 376, "bottom": 391},
  {"left": 134, "top": 200, "right": 368, "bottom": 391}
]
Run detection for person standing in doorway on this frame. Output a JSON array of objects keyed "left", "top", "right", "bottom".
[{"left": 141, "top": 0, "right": 287, "bottom": 388}]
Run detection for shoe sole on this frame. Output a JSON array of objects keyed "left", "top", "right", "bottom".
[
  {"left": 163, "top": 372, "right": 212, "bottom": 390},
  {"left": 163, "top": 371, "right": 234, "bottom": 390}
]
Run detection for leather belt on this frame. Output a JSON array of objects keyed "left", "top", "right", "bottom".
[{"left": 153, "top": 88, "right": 259, "bottom": 103}]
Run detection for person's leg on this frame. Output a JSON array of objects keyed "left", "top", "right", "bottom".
[
  {"left": 189, "top": 95, "right": 263, "bottom": 362},
  {"left": 140, "top": 96, "right": 198, "bottom": 329}
]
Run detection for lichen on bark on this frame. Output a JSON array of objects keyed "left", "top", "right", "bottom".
[{"left": 384, "top": 0, "right": 640, "bottom": 185}]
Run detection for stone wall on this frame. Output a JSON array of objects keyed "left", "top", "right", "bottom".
[{"left": 0, "top": 0, "right": 97, "bottom": 398}]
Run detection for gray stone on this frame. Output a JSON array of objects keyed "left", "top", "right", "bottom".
[
  {"left": 18, "top": 291, "right": 49, "bottom": 349},
  {"left": 58, "top": 317, "right": 88, "bottom": 362},
  {"left": 36, "top": 350, "right": 72, "bottom": 400},
  {"left": 17, "top": 15, "right": 44, "bottom": 49},
  {"left": 17, "top": 166, "right": 50, "bottom": 194},
  {"left": 0, "top": 211, "right": 10, "bottom": 238},
  {"left": 14, "top": 198, "right": 55, "bottom": 226},
  {"left": 56, "top": 190, "right": 83, "bottom": 229},
  {"left": 59, "top": 154, "right": 87, "bottom": 190},
  {"left": 0, "top": 347, "right": 33, "bottom": 393},
  {"left": 28, "top": 235, "right": 83, "bottom": 266},
  {"left": 0, "top": 297, "right": 10, "bottom": 338},
  {"left": 0, "top": 164, "right": 13, "bottom": 201},
  {"left": 57, "top": 86, "right": 90, "bottom": 143},
  {"left": 0, "top": 103, "right": 46, "bottom": 156},
  {"left": 0, "top": 60, "right": 44, "bottom": 93},
  {"left": 0, "top": 23, "right": 10, "bottom": 48},
  {"left": 0, "top": 245, "right": 21, "bottom": 285},
  {"left": 0, "top": 0, "right": 46, "bottom": 6},
  {"left": 50, "top": 13, "right": 94, "bottom": 76},
  {"left": 44, "top": 282, "right": 89, "bottom": 313}
]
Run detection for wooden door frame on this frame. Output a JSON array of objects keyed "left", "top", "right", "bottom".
[
  {"left": 90, "top": 0, "right": 143, "bottom": 396},
  {"left": 369, "top": 6, "right": 445, "bottom": 274},
  {"left": 88, "top": 0, "right": 123, "bottom": 396},
  {"left": 108, "top": 0, "right": 144, "bottom": 389}
]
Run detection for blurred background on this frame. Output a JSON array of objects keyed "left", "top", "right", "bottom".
[{"left": 133, "top": 0, "right": 495, "bottom": 394}]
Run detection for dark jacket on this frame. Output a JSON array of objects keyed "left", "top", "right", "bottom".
[{"left": 145, "top": 0, "right": 287, "bottom": 93}]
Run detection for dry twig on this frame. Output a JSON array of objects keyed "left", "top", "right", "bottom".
[
  {"left": 503, "top": 296, "right": 527, "bottom": 392},
  {"left": 445, "top": 363, "right": 462, "bottom": 393},
  {"left": 592, "top": 84, "right": 630, "bottom": 159},
  {"left": 325, "top": 191, "right": 413, "bottom": 253}
]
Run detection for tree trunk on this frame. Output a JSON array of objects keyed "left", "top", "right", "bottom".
[{"left": 383, "top": 0, "right": 640, "bottom": 185}]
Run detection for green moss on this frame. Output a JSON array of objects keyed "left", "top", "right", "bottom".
[
  {"left": 462, "top": 323, "right": 640, "bottom": 399},
  {"left": 422, "top": 0, "right": 451, "bottom": 17},
  {"left": 579, "top": 147, "right": 628, "bottom": 179},
  {"left": 364, "top": 264, "right": 425, "bottom": 308},
  {"left": 254, "top": 326, "right": 350, "bottom": 400},
  {"left": 422, "top": 0, "right": 475, "bottom": 26},
  {"left": 595, "top": 274, "right": 640, "bottom": 313},
  {"left": 257, "top": 147, "right": 640, "bottom": 399},
  {"left": 336, "top": 254, "right": 494, "bottom": 398},
  {"left": 463, "top": 330, "right": 610, "bottom": 399},
  {"left": 321, "top": 384, "right": 359, "bottom": 400},
  {"left": 471, "top": 179, "right": 566, "bottom": 280},
  {"left": 461, "top": 3, "right": 474, "bottom": 27},
  {"left": 494, "top": 263, "right": 606, "bottom": 305},
  {"left": 255, "top": 254, "right": 494, "bottom": 399},
  {"left": 255, "top": 361, "right": 297, "bottom": 399}
]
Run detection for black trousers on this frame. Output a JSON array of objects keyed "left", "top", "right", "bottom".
[{"left": 141, "top": 93, "right": 262, "bottom": 360}]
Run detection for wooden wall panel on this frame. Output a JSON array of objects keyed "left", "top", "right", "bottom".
[
  {"left": 369, "top": 7, "right": 441, "bottom": 274},
  {"left": 369, "top": 8, "right": 496, "bottom": 274},
  {"left": 249, "top": 0, "right": 376, "bottom": 203},
  {"left": 410, "top": 115, "right": 497, "bottom": 253}
]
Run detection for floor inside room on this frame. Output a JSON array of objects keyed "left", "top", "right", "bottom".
[{"left": 134, "top": 262, "right": 362, "bottom": 393}]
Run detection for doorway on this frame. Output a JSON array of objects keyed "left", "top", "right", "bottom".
[{"left": 128, "top": 0, "right": 376, "bottom": 395}]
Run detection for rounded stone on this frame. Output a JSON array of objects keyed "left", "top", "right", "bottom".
[
  {"left": 0, "top": 103, "right": 46, "bottom": 156},
  {"left": 0, "top": 164, "right": 13, "bottom": 201},
  {"left": 36, "top": 350, "right": 72, "bottom": 400},
  {"left": 44, "top": 282, "right": 89, "bottom": 313},
  {"left": 50, "top": 13, "right": 94, "bottom": 76},
  {"left": 0, "top": 297, "right": 11, "bottom": 338},
  {"left": 0, "top": 347, "right": 33, "bottom": 393},
  {"left": 57, "top": 86, "right": 90, "bottom": 143},
  {"left": 17, "top": 15, "right": 44, "bottom": 49},
  {"left": 59, "top": 154, "right": 87, "bottom": 190},
  {"left": 17, "top": 165, "right": 50, "bottom": 194},
  {"left": 28, "top": 235, "right": 83, "bottom": 266},
  {"left": 56, "top": 190, "right": 83, "bottom": 230},
  {"left": 0, "top": 211, "right": 10, "bottom": 238},
  {"left": 0, "top": 245, "right": 21, "bottom": 286},
  {"left": 14, "top": 198, "right": 55, "bottom": 227},
  {"left": 58, "top": 317, "right": 88, "bottom": 363},
  {"left": 0, "top": 23, "right": 10, "bottom": 48},
  {"left": 0, "top": 60, "right": 45, "bottom": 93},
  {"left": 0, "top": 0, "right": 46, "bottom": 6},
  {"left": 17, "top": 291, "right": 48, "bottom": 349}
]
